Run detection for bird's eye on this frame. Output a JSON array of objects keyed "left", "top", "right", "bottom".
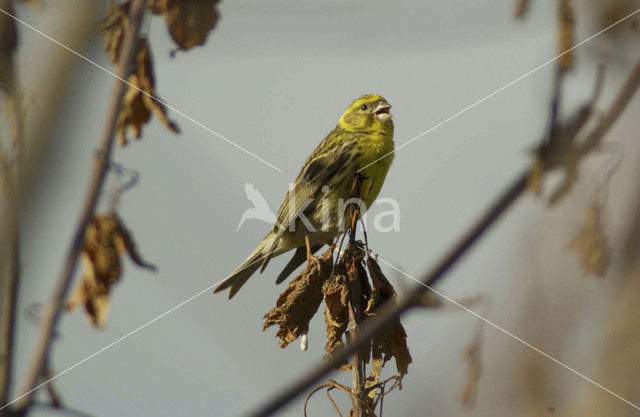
[{"left": 360, "top": 104, "right": 367, "bottom": 110}]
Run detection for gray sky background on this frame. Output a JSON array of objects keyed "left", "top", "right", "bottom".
[{"left": 9, "top": 1, "right": 640, "bottom": 416}]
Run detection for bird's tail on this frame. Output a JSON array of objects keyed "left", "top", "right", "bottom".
[{"left": 213, "top": 233, "right": 278, "bottom": 299}]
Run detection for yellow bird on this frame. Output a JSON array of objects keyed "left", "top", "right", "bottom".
[{"left": 214, "top": 94, "right": 395, "bottom": 298}]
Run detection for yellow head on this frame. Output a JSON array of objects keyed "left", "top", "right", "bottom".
[{"left": 338, "top": 94, "right": 393, "bottom": 133}]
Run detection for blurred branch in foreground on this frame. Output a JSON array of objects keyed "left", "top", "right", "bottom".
[{"left": 10, "top": 0, "right": 148, "bottom": 412}]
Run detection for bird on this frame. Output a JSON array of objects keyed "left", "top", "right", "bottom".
[
  {"left": 214, "top": 94, "right": 395, "bottom": 298},
  {"left": 235, "top": 182, "right": 276, "bottom": 231}
]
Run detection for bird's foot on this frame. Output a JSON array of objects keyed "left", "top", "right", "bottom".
[{"left": 305, "top": 235, "right": 322, "bottom": 271}]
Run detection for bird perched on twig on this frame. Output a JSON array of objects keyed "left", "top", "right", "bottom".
[{"left": 214, "top": 94, "right": 395, "bottom": 298}]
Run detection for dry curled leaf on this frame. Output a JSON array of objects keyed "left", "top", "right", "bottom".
[
  {"left": 556, "top": 0, "right": 575, "bottom": 72},
  {"left": 365, "top": 256, "right": 396, "bottom": 316},
  {"left": 100, "top": 1, "right": 129, "bottom": 63},
  {"left": 263, "top": 249, "right": 332, "bottom": 348},
  {"left": 322, "top": 273, "right": 350, "bottom": 359},
  {"left": 100, "top": 4, "right": 179, "bottom": 144},
  {"left": 264, "top": 245, "right": 411, "bottom": 383},
  {"left": 149, "top": 0, "right": 220, "bottom": 50},
  {"left": 366, "top": 257, "right": 412, "bottom": 383},
  {"left": 569, "top": 201, "right": 611, "bottom": 277},
  {"left": 116, "top": 38, "right": 180, "bottom": 145},
  {"left": 66, "top": 213, "right": 156, "bottom": 327}
]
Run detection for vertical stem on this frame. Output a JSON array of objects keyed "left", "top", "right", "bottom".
[
  {"left": 348, "top": 305, "right": 365, "bottom": 417},
  {"left": 347, "top": 173, "right": 366, "bottom": 417},
  {"left": 12, "top": 0, "right": 147, "bottom": 411}
]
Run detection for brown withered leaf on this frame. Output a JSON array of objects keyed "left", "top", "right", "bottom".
[
  {"left": 365, "top": 256, "right": 396, "bottom": 316},
  {"left": 346, "top": 257, "right": 372, "bottom": 365},
  {"left": 100, "top": 1, "right": 129, "bottom": 64},
  {"left": 322, "top": 272, "right": 351, "bottom": 370},
  {"left": 556, "top": 0, "right": 575, "bottom": 72},
  {"left": 366, "top": 257, "right": 412, "bottom": 382},
  {"left": 569, "top": 201, "right": 611, "bottom": 277},
  {"left": 66, "top": 213, "right": 156, "bottom": 327},
  {"left": 263, "top": 249, "right": 332, "bottom": 348},
  {"left": 149, "top": 0, "right": 220, "bottom": 50},
  {"left": 116, "top": 38, "right": 180, "bottom": 145}
]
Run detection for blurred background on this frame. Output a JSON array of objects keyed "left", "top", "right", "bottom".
[{"left": 4, "top": 0, "right": 640, "bottom": 416}]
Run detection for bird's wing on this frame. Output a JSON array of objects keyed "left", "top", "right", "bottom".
[
  {"left": 260, "top": 130, "right": 354, "bottom": 271},
  {"left": 272, "top": 137, "right": 353, "bottom": 236}
]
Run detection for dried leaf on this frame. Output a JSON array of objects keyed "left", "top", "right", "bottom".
[
  {"left": 346, "top": 257, "right": 371, "bottom": 365},
  {"left": 556, "top": 0, "right": 575, "bottom": 72},
  {"left": 263, "top": 250, "right": 331, "bottom": 348},
  {"left": 366, "top": 257, "right": 412, "bottom": 381},
  {"left": 365, "top": 256, "right": 396, "bottom": 316},
  {"left": 116, "top": 38, "right": 180, "bottom": 145},
  {"left": 150, "top": 0, "right": 220, "bottom": 50},
  {"left": 100, "top": 1, "right": 129, "bottom": 63},
  {"left": 569, "top": 202, "right": 611, "bottom": 277},
  {"left": 66, "top": 213, "right": 156, "bottom": 327},
  {"left": 322, "top": 273, "right": 350, "bottom": 358}
]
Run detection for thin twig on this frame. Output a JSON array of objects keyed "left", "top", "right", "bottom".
[
  {"left": 12, "top": 0, "right": 148, "bottom": 411},
  {"left": 246, "top": 57, "right": 640, "bottom": 417},
  {"left": 347, "top": 174, "right": 366, "bottom": 417}
]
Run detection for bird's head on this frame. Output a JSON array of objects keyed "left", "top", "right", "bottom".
[{"left": 338, "top": 94, "right": 393, "bottom": 133}]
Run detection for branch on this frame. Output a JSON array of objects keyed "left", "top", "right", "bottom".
[
  {"left": 12, "top": 0, "right": 148, "bottom": 411},
  {"left": 246, "top": 56, "right": 640, "bottom": 417}
]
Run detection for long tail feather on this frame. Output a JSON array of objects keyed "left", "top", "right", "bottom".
[{"left": 214, "top": 234, "right": 278, "bottom": 299}]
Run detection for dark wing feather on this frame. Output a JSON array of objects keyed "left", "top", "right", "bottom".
[{"left": 260, "top": 128, "right": 354, "bottom": 271}]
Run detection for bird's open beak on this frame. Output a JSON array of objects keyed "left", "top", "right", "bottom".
[{"left": 374, "top": 103, "right": 392, "bottom": 122}]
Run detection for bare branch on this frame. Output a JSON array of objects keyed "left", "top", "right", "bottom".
[{"left": 12, "top": 0, "right": 148, "bottom": 411}]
